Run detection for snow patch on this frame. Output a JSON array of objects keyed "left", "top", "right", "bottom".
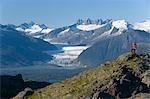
[
  {"left": 134, "top": 21, "right": 150, "bottom": 33},
  {"left": 58, "top": 28, "right": 70, "bottom": 36},
  {"left": 16, "top": 27, "right": 24, "bottom": 32},
  {"left": 77, "top": 24, "right": 101, "bottom": 31},
  {"left": 43, "top": 38, "right": 52, "bottom": 42},
  {"left": 41, "top": 28, "right": 53, "bottom": 34},
  {"left": 33, "top": 35, "right": 43, "bottom": 38},
  {"left": 99, "top": 27, "right": 114, "bottom": 37},
  {"left": 93, "top": 26, "right": 122, "bottom": 42},
  {"left": 25, "top": 24, "right": 42, "bottom": 33},
  {"left": 112, "top": 20, "right": 128, "bottom": 30}
]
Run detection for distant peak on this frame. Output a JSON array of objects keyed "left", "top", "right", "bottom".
[
  {"left": 18, "top": 21, "right": 49, "bottom": 29},
  {"left": 134, "top": 20, "right": 150, "bottom": 33},
  {"left": 77, "top": 18, "right": 103, "bottom": 25},
  {"left": 39, "top": 24, "right": 47, "bottom": 29},
  {"left": 112, "top": 20, "right": 128, "bottom": 29},
  {"left": 21, "top": 21, "right": 35, "bottom": 26},
  {"left": 29, "top": 21, "right": 36, "bottom": 25}
]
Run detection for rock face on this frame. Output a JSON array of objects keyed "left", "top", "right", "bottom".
[
  {"left": 27, "top": 54, "right": 150, "bottom": 99},
  {"left": 92, "top": 66, "right": 149, "bottom": 99},
  {"left": 0, "top": 74, "right": 50, "bottom": 99}
]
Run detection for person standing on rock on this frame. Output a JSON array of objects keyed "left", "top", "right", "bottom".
[{"left": 131, "top": 42, "right": 137, "bottom": 55}]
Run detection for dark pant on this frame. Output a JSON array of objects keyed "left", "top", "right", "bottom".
[{"left": 131, "top": 49, "right": 136, "bottom": 55}]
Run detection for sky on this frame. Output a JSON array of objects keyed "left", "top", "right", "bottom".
[{"left": 0, "top": 0, "right": 150, "bottom": 28}]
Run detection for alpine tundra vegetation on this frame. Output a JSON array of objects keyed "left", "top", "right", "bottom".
[{"left": 26, "top": 53, "right": 150, "bottom": 99}]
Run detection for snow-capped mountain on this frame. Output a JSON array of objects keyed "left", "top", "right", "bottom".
[
  {"left": 134, "top": 21, "right": 150, "bottom": 33},
  {"left": 42, "top": 19, "right": 135, "bottom": 45},
  {"left": 7, "top": 22, "right": 53, "bottom": 38},
  {"left": 17, "top": 22, "right": 52, "bottom": 33},
  {"left": 76, "top": 19, "right": 103, "bottom": 31},
  {"left": 112, "top": 20, "right": 128, "bottom": 30},
  {"left": 3, "top": 19, "right": 149, "bottom": 44}
]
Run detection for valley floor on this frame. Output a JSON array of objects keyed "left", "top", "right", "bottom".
[
  {"left": 0, "top": 65, "right": 86, "bottom": 83},
  {"left": 0, "top": 43, "right": 89, "bottom": 83}
]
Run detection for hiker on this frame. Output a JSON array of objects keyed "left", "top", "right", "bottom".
[{"left": 131, "top": 42, "right": 137, "bottom": 55}]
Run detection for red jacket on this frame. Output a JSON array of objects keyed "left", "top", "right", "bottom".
[{"left": 132, "top": 43, "right": 137, "bottom": 49}]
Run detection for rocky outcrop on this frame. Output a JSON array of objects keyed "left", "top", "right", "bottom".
[
  {"left": 12, "top": 87, "right": 33, "bottom": 99},
  {"left": 92, "top": 66, "right": 149, "bottom": 99},
  {"left": 0, "top": 74, "right": 25, "bottom": 98},
  {"left": 0, "top": 74, "right": 50, "bottom": 99},
  {"left": 91, "top": 54, "right": 150, "bottom": 99},
  {"left": 27, "top": 54, "right": 150, "bottom": 99}
]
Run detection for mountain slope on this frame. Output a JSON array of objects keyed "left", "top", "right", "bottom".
[
  {"left": 42, "top": 19, "right": 135, "bottom": 45},
  {"left": 0, "top": 26, "right": 57, "bottom": 67},
  {"left": 78, "top": 29, "right": 150, "bottom": 67},
  {"left": 27, "top": 53, "right": 150, "bottom": 99},
  {"left": 42, "top": 19, "right": 112, "bottom": 44}
]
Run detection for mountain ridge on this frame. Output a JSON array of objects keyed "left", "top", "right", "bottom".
[
  {"left": 41, "top": 19, "right": 150, "bottom": 45},
  {"left": 1, "top": 19, "right": 149, "bottom": 42}
]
